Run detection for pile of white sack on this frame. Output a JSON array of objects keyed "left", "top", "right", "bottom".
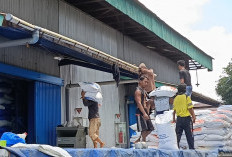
[
  {"left": 130, "top": 111, "right": 179, "bottom": 150},
  {"left": 180, "top": 105, "right": 232, "bottom": 149},
  {"left": 0, "top": 79, "right": 15, "bottom": 135}
]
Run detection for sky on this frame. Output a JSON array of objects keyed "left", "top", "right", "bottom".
[{"left": 139, "top": 0, "right": 232, "bottom": 101}]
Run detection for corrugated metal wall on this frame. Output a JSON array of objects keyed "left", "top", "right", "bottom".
[
  {"left": 58, "top": 1, "right": 179, "bottom": 85},
  {"left": 0, "top": 0, "right": 59, "bottom": 77},
  {"left": 34, "top": 81, "right": 61, "bottom": 145}
]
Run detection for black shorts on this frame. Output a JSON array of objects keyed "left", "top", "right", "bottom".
[{"left": 136, "top": 109, "right": 154, "bottom": 132}]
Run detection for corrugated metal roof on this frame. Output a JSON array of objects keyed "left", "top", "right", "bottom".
[
  {"left": 64, "top": 0, "right": 213, "bottom": 71},
  {"left": 105, "top": 0, "right": 213, "bottom": 70}
]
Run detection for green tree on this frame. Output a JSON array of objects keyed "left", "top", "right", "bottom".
[{"left": 216, "top": 60, "right": 232, "bottom": 104}]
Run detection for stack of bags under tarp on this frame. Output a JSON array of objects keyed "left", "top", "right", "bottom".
[
  {"left": 0, "top": 78, "right": 15, "bottom": 136},
  {"left": 180, "top": 105, "right": 232, "bottom": 149}
]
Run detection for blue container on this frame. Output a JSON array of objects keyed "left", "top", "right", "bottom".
[{"left": 127, "top": 97, "right": 138, "bottom": 147}]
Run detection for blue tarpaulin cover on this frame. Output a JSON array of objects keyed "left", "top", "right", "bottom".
[{"left": 3, "top": 147, "right": 221, "bottom": 157}]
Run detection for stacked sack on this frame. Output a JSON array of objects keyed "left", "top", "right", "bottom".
[
  {"left": 149, "top": 86, "right": 178, "bottom": 150},
  {"left": 180, "top": 106, "right": 232, "bottom": 149},
  {"left": 130, "top": 111, "right": 179, "bottom": 149},
  {"left": 0, "top": 78, "right": 15, "bottom": 136}
]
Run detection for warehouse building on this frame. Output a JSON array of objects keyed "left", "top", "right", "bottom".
[{"left": 0, "top": 0, "right": 220, "bottom": 148}]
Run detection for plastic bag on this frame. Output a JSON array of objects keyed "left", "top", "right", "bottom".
[
  {"left": 193, "top": 127, "right": 228, "bottom": 136},
  {"left": 0, "top": 132, "right": 26, "bottom": 146},
  {"left": 129, "top": 123, "right": 137, "bottom": 131},
  {"left": 0, "top": 105, "right": 5, "bottom": 110}
]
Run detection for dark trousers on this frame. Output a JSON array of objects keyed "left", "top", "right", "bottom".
[{"left": 176, "top": 116, "right": 194, "bottom": 149}]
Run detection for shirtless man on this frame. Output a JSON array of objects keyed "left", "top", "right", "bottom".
[
  {"left": 134, "top": 76, "right": 154, "bottom": 142},
  {"left": 138, "top": 63, "right": 156, "bottom": 93}
]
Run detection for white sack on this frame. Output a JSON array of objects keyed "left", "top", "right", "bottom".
[
  {"left": 78, "top": 82, "right": 101, "bottom": 93},
  {"left": 155, "top": 111, "right": 178, "bottom": 150},
  {"left": 149, "top": 86, "right": 177, "bottom": 98},
  {"left": 204, "top": 119, "right": 230, "bottom": 128},
  {"left": 195, "top": 141, "right": 225, "bottom": 147},
  {"left": 193, "top": 127, "right": 228, "bottom": 136},
  {"left": 38, "top": 145, "right": 72, "bottom": 157},
  {"left": 0, "top": 98, "right": 12, "bottom": 105},
  {"left": 0, "top": 120, "right": 12, "bottom": 127},
  {"left": 79, "top": 82, "right": 103, "bottom": 105}
]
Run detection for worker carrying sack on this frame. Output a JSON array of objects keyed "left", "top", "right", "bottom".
[
  {"left": 149, "top": 86, "right": 177, "bottom": 98},
  {"left": 78, "top": 82, "right": 103, "bottom": 106}
]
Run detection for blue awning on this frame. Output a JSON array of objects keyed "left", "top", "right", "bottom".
[{"left": 0, "top": 26, "right": 138, "bottom": 79}]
